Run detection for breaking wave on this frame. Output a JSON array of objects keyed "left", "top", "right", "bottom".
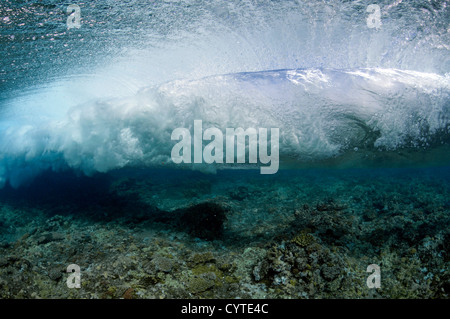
[
  {"left": 0, "top": 0, "right": 449, "bottom": 187},
  {"left": 0, "top": 68, "right": 449, "bottom": 188}
]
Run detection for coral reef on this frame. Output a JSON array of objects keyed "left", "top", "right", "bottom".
[{"left": 0, "top": 168, "right": 448, "bottom": 299}]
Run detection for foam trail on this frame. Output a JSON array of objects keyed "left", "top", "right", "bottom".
[{"left": 0, "top": 68, "right": 448, "bottom": 188}]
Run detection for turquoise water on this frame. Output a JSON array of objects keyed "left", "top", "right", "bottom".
[{"left": 0, "top": 0, "right": 449, "bottom": 299}]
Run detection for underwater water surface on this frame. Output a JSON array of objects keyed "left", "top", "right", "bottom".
[{"left": 0, "top": 0, "right": 449, "bottom": 299}]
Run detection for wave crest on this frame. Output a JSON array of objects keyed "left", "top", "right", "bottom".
[{"left": 0, "top": 68, "right": 449, "bottom": 188}]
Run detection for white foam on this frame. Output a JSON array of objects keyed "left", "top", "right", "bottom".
[{"left": 0, "top": 68, "right": 448, "bottom": 188}]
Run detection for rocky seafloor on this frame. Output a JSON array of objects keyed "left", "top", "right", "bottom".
[{"left": 0, "top": 167, "right": 448, "bottom": 299}]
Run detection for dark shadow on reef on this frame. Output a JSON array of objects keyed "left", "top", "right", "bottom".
[
  {"left": 0, "top": 170, "right": 230, "bottom": 243},
  {"left": 1, "top": 168, "right": 449, "bottom": 253}
]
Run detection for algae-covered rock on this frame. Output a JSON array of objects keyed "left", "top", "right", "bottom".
[
  {"left": 291, "top": 232, "right": 315, "bottom": 248},
  {"left": 321, "top": 264, "right": 341, "bottom": 282},
  {"left": 151, "top": 256, "right": 174, "bottom": 273},
  {"left": 48, "top": 268, "right": 63, "bottom": 281},
  {"left": 253, "top": 259, "right": 269, "bottom": 282},
  {"left": 187, "top": 275, "right": 215, "bottom": 294},
  {"left": 191, "top": 252, "right": 215, "bottom": 265}
]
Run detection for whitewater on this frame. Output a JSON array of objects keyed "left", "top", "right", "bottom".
[{"left": 0, "top": 0, "right": 449, "bottom": 188}]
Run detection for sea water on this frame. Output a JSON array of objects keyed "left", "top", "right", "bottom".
[{"left": 0, "top": 0, "right": 448, "bottom": 299}]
